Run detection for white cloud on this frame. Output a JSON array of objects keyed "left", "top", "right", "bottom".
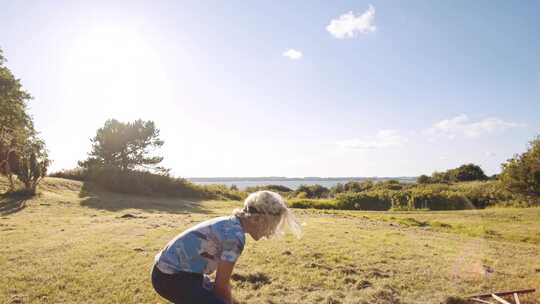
[
  {"left": 338, "top": 130, "right": 407, "bottom": 150},
  {"left": 485, "top": 151, "right": 496, "bottom": 157},
  {"left": 283, "top": 49, "right": 303, "bottom": 60},
  {"left": 326, "top": 5, "right": 376, "bottom": 39},
  {"left": 426, "top": 114, "right": 522, "bottom": 139}
]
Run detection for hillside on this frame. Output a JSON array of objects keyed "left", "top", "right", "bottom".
[{"left": 1, "top": 178, "right": 539, "bottom": 303}]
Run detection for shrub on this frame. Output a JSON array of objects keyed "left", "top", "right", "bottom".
[
  {"left": 49, "top": 168, "right": 88, "bottom": 181},
  {"left": 49, "top": 166, "right": 247, "bottom": 200},
  {"left": 245, "top": 184, "right": 293, "bottom": 194},
  {"left": 453, "top": 181, "right": 514, "bottom": 208},
  {"left": 348, "top": 180, "right": 374, "bottom": 192},
  {"left": 428, "top": 164, "right": 487, "bottom": 183},
  {"left": 423, "top": 192, "right": 469, "bottom": 210},
  {"left": 295, "top": 191, "right": 308, "bottom": 199},
  {"left": 294, "top": 184, "right": 330, "bottom": 199},
  {"left": 86, "top": 167, "right": 199, "bottom": 197},
  {"left": 449, "top": 164, "right": 488, "bottom": 182},
  {"left": 374, "top": 180, "right": 405, "bottom": 191},
  {"left": 85, "top": 167, "right": 245, "bottom": 200},
  {"left": 500, "top": 135, "right": 540, "bottom": 199},
  {"left": 343, "top": 181, "right": 364, "bottom": 192},
  {"left": 390, "top": 191, "right": 412, "bottom": 210},
  {"left": 405, "top": 184, "right": 472, "bottom": 210},
  {"left": 417, "top": 175, "right": 431, "bottom": 184},
  {"left": 431, "top": 171, "right": 451, "bottom": 184},
  {"left": 13, "top": 138, "right": 50, "bottom": 195},
  {"left": 198, "top": 184, "right": 246, "bottom": 201},
  {"left": 288, "top": 198, "right": 337, "bottom": 209},
  {"left": 329, "top": 182, "right": 345, "bottom": 196},
  {"left": 282, "top": 181, "right": 526, "bottom": 211},
  {"left": 335, "top": 192, "right": 392, "bottom": 211},
  {"left": 330, "top": 180, "right": 374, "bottom": 195}
]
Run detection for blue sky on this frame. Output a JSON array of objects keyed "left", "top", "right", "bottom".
[{"left": 1, "top": 0, "right": 538, "bottom": 177}]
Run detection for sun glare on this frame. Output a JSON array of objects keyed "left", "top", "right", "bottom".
[{"left": 61, "top": 26, "right": 172, "bottom": 125}]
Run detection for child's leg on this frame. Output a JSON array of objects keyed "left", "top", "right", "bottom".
[{"left": 152, "top": 265, "right": 226, "bottom": 304}]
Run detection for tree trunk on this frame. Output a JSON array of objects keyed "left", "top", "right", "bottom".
[{"left": 7, "top": 172, "right": 14, "bottom": 191}]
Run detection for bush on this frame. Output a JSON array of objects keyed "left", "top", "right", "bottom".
[
  {"left": 428, "top": 163, "right": 487, "bottom": 183},
  {"left": 335, "top": 192, "right": 392, "bottom": 211},
  {"left": 330, "top": 180, "right": 374, "bottom": 195},
  {"left": 408, "top": 191, "right": 470, "bottom": 210},
  {"left": 49, "top": 166, "right": 248, "bottom": 200},
  {"left": 343, "top": 181, "right": 364, "bottom": 192},
  {"left": 453, "top": 181, "right": 515, "bottom": 208},
  {"left": 49, "top": 168, "right": 88, "bottom": 181},
  {"left": 198, "top": 184, "right": 246, "bottom": 201},
  {"left": 281, "top": 180, "right": 528, "bottom": 211},
  {"left": 417, "top": 175, "right": 431, "bottom": 184},
  {"left": 86, "top": 167, "right": 201, "bottom": 197},
  {"left": 450, "top": 164, "right": 487, "bottom": 182},
  {"left": 329, "top": 182, "right": 345, "bottom": 196},
  {"left": 81, "top": 167, "right": 243, "bottom": 200},
  {"left": 13, "top": 138, "right": 50, "bottom": 195},
  {"left": 500, "top": 135, "right": 540, "bottom": 199},
  {"left": 288, "top": 198, "right": 337, "bottom": 209},
  {"left": 245, "top": 184, "right": 293, "bottom": 194},
  {"left": 294, "top": 184, "right": 330, "bottom": 199},
  {"left": 389, "top": 191, "right": 412, "bottom": 210},
  {"left": 374, "top": 180, "right": 405, "bottom": 191}
]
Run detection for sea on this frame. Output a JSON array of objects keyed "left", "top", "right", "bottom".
[{"left": 188, "top": 177, "right": 416, "bottom": 190}]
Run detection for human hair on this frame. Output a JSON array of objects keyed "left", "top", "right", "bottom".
[{"left": 233, "top": 190, "right": 302, "bottom": 238}]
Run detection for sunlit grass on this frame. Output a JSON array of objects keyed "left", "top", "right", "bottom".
[{"left": 1, "top": 178, "right": 539, "bottom": 303}]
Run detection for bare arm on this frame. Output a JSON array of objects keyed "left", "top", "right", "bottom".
[{"left": 214, "top": 260, "right": 235, "bottom": 304}]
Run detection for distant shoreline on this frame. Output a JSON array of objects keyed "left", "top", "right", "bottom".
[{"left": 187, "top": 177, "right": 417, "bottom": 182}]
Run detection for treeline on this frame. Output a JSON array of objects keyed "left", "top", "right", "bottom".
[
  {"left": 244, "top": 139, "right": 540, "bottom": 211},
  {"left": 287, "top": 180, "right": 517, "bottom": 211},
  {"left": 417, "top": 164, "right": 490, "bottom": 184},
  {"left": 231, "top": 179, "right": 518, "bottom": 211},
  {"left": 0, "top": 48, "right": 50, "bottom": 195},
  {"left": 295, "top": 137, "right": 539, "bottom": 210}
]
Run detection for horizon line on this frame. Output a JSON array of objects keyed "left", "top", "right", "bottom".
[{"left": 187, "top": 176, "right": 417, "bottom": 180}]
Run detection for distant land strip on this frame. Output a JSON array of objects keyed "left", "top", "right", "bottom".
[{"left": 187, "top": 177, "right": 417, "bottom": 182}]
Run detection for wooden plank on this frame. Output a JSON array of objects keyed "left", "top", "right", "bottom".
[
  {"left": 491, "top": 294, "right": 511, "bottom": 304},
  {"left": 513, "top": 293, "right": 520, "bottom": 304},
  {"left": 468, "top": 288, "right": 536, "bottom": 298},
  {"left": 470, "top": 298, "right": 494, "bottom": 304}
]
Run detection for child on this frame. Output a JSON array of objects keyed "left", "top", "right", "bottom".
[{"left": 151, "top": 190, "right": 302, "bottom": 304}]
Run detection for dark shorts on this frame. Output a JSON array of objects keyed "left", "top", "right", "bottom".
[{"left": 151, "top": 264, "right": 226, "bottom": 304}]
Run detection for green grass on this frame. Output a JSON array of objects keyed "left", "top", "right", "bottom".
[{"left": 1, "top": 178, "right": 539, "bottom": 303}]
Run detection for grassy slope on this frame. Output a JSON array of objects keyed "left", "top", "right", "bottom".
[{"left": 1, "top": 178, "right": 539, "bottom": 304}]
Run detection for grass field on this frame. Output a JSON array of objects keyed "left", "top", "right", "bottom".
[{"left": 1, "top": 178, "right": 539, "bottom": 303}]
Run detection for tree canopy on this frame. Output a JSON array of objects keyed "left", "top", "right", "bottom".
[
  {"left": 500, "top": 136, "right": 540, "bottom": 197},
  {"left": 0, "top": 48, "right": 49, "bottom": 193},
  {"left": 448, "top": 164, "right": 488, "bottom": 182},
  {"left": 15, "top": 137, "right": 50, "bottom": 193},
  {"left": 0, "top": 48, "right": 35, "bottom": 147},
  {"left": 423, "top": 163, "right": 487, "bottom": 184},
  {"left": 417, "top": 175, "right": 431, "bottom": 184},
  {"left": 79, "top": 119, "right": 166, "bottom": 173}
]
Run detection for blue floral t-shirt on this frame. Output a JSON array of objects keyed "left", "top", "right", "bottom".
[{"left": 155, "top": 216, "right": 245, "bottom": 275}]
